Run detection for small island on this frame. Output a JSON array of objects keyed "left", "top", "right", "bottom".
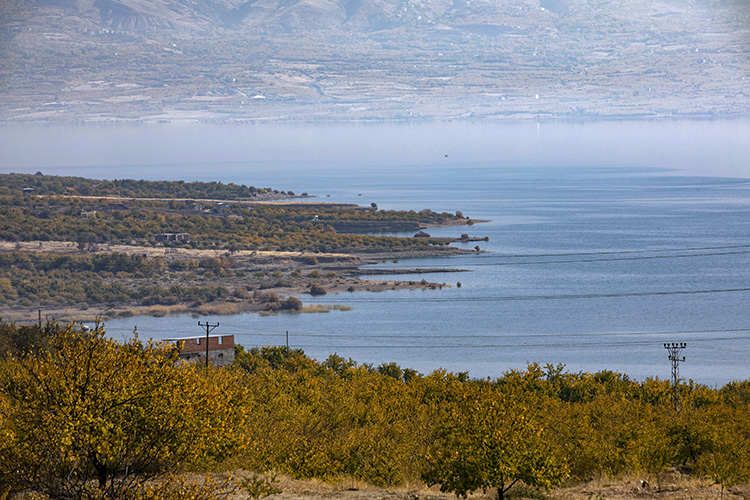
[{"left": 0, "top": 173, "right": 487, "bottom": 321}]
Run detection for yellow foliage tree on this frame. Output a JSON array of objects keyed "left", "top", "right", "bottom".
[
  {"left": 0, "top": 324, "right": 249, "bottom": 500},
  {"left": 692, "top": 405, "right": 750, "bottom": 498},
  {"left": 423, "top": 381, "right": 568, "bottom": 500}
]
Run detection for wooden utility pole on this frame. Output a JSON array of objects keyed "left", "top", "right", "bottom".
[{"left": 198, "top": 321, "right": 219, "bottom": 372}]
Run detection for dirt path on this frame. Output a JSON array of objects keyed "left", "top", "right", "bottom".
[{"left": 0, "top": 240, "right": 350, "bottom": 261}]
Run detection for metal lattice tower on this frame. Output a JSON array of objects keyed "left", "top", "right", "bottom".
[{"left": 664, "top": 342, "right": 686, "bottom": 411}]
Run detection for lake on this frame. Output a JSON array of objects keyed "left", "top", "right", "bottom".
[{"left": 2, "top": 119, "right": 750, "bottom": 386}]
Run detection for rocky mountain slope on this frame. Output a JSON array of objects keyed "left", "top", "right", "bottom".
[{"left": 1, "top": 0, "right": 748, "bottom": 122}]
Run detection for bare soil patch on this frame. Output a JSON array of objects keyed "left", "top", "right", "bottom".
[{"left": 191, "top": 473, "right": 750, "bottom": 500}]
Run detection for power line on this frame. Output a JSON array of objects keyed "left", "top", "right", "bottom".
[
  {"left": 102, "top": 326, "right": 750, "bottom": 351},
  {"left": 286, "top": 335, "right": 750, "bottom": 349},
  {"left": 699, "top": 345, "right": 750, "bottom": 354},
  {"left": 379, "top": 250, "right": 750, "bottom": 268},
  {"left": 312, "top": 287, "right": 750, "bottom": 303},
  {"left": 470, "top": 244, "right": 750, "bottom": 258},
  {"left": 229, "top": 327, "right": 750, "bottom": 340},
  {"left": 364, "top": 250, "right": 750, "bottom": 270},
  {"left": 688, "top": 357, "right": 747, "bottom": 364},
  {"left": 104, "top": 322, "right": 750, "bottom": 342},
  {"left": 103, "top": 326, "right": 750, "bottom": 340},
  {"left": 364, "top": 245, "right": 750, "bottom": 266}
]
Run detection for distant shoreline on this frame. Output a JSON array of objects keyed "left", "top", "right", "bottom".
[
  {"left": 4, "top": 112, "right": 750, "bottom": 127},
  {"left": 0, "top": 238, "right": 482, "bottom": 324}
]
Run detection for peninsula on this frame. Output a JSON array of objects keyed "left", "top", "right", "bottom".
[{"left": 0, "top": 173, "right": 486, "bottom": 321}]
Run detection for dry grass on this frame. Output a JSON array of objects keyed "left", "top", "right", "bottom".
[
  {"left": 0, "top": 240, "right": 352, "bottom": 260},
  {"left": 220, "top": 472, "right": 458, "bottom": 500},
  {"left": 298, "top": 305, "right": 332, "bottom": 314},
  {"left": 196, "top": 302, "right": 248, "bottom": 316},
  {"left": 549, "top": 473, "right": 749, "bottom": 500},
  {"left": 7, "top": 470, "right": 745, "bottom": 500},
  {"left": 208, "top": 473, "right": 750, "bottom": 500},
  {"left": 259, "top": 304, "right": 353, "bottom": 316}
]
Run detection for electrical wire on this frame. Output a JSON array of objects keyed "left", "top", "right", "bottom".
[
  {"left": 287, "top": 335, "right": 750, "bottom": 349},
  {"left": 363, "top": 250, "right": 750, "bottom": 270},
  {"left": 102, "top": 326, "right": 750, "bottom": 340},
  {"left": 220, "top": 327, "right": 750, "bottom": 340},
  {"left": 371, "top": 251, "right": 750, "bottom": 268},
  {"left": 369, "top": 244, "right": 750, "bottom": 262},
  {"left": 471, "top": 244, "right": 750, "bottom": 258},
  {"left": 104, "top": 327, "right": 750, "bottom": 351},
  {"left": 310, "top": 287, "right": 750, "bottom": 303}
]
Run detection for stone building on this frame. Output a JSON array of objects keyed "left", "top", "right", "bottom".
[
  {"left": 155, "top": 232, "right": 190, "bottom": 243},
  {"left": 166, "top": 335, "right": 235, "bottom": 367}
]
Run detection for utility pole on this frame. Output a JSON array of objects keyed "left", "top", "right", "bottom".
[
  {"left": 198, "top": 321, "right": 219, "bottom": 372},
  {"left": 286, "top": 330, "right": 289, "bottom": 349},
  {"left": 664, "top": 342, "right": 686, "bottom": 412}
]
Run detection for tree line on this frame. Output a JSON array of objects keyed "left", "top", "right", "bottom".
[
  {"left": 0, "top": 251, "right": 242, "bottom": 309},
  {"left": 1, "top": 322, "right": 749, "bottom": 500},
  {"left": 0, "top": 173, "right": 277, "bottom": 200},
  {"left": 0, "top": 251, "right": 348, "bottom": 312},
  {"left": 0, "top": 190, "right": 459, "bottom": 252}
]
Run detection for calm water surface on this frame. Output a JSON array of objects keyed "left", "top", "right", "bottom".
[{"left": 2, "top": 120, "right": 749, "bottom": 385}]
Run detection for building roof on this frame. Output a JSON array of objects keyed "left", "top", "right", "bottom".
[{"left": 165, "top": 335, "right": 230, "bottom": 342}]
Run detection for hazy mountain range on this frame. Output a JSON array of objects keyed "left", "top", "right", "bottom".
[{"left": 1, "top": 0, "right": 749, "bottom": 122}]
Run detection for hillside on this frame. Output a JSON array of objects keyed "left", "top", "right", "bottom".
[{"left": 1, "top": 0, "right": 749, "bottom": 122}]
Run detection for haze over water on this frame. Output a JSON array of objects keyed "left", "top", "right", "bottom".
[{"left": 2, "top": 119, "right": 749, "bottom": 386}]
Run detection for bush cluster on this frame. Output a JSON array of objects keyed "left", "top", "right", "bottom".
[
  {"left": 0, "top": 173, "right": 273, "bottom": 200},
  {"left": 0, "top": 173, "right": 463, "bottom": 253},
  {"left": 0, "top": 253, "right": 237, "bottom": 308},
  {"left": 4, "top": 326, "right": 748, "bottom": 500}
]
